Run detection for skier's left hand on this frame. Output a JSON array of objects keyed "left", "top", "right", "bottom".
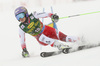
[
  {"left": 51, "top": 14, "right": 59, "bottom": 23},
  {"left": 22, "top": 48, "right": 29, "bottom": 58}
]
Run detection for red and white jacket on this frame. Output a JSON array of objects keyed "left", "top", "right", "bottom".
[{"left": 19, "top": 12, "right": 53, "bottom": 49}]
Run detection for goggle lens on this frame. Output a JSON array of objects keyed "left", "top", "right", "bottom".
[{"left": 16, "top": 13, "right": 25, "bottom": 20}]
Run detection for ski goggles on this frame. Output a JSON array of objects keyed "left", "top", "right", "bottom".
[{"left": 16, "top": 13, "right": 25, "bottom": 20}]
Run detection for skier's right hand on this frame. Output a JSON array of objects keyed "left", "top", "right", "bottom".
[
  {"left": 51, "top": 14, "right": 59, "bottom": 23},
  {"left": 22, "top": 48, "right": 29, "bottom": 58}
]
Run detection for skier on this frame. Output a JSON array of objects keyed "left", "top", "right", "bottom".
[{"left": 14, "top": 6, "right": 80, "bottom": 58}]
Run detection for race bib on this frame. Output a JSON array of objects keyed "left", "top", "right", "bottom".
[{"left": 39, "top": 34, "right": 55, "bottom": 45}]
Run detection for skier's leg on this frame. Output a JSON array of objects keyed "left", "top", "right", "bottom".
[
  {"left": 36, "top": 32, "right": 69, "bottom": 50},
  {"left": 48, "top": 21, "right": 79, "bottom": 42},
  {"left": 36, "top": 34, "right": 55, "bottom": 46},
  {"left": 36, "top": 25, "right": 78, "bottom": 50},
  {"left": 42, "top": 25, "right": 59, "bottom": 39},
  {"left": 47, "top": 21, "right": 79, "bottom": 43},
  {"left": 36, "top": 33, "right": 70, "bottom": 51},
  {"left": 59, "top": 31, "right": 79, "bottom": 42},
  {"left": 58, "top": 31, "right": 87, "bottom": 51}
]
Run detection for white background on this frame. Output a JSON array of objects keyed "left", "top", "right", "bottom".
[{"left": 0, "top": 0, "right": 100, "bottom": 66}]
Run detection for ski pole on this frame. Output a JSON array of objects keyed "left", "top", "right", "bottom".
[
  {"left": 42, "top": 8, "right": 45, "bottom": 23},
  {"left": 51, "top": 6, "right": 58, "bottom": 30},
  {"left": 59, "top": 11, "right": 100, "bottom": 19}
]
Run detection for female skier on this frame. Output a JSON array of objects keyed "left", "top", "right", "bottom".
[{"left": 15, "top": 6, "right": 79, "bottom": 57}]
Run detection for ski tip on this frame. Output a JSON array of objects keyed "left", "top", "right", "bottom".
[
  {"left": 40, "top": 52, "right": 46, "bottom": 57},
  {"left": 62, "top": 48, "right": 70, "bottom": 54}
]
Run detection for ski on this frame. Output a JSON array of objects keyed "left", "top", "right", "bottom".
[
  {"left": 40, "top": 47, "right": 71, "bottom": 57},
  {"left": 40, "top": 43, "right": 100, "bottom": 57},
  {"left": 40, "top": 50, "right": 62, "bottom": 57}
]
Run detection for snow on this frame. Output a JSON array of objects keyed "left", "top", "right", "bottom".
[{"left": 0, "top": 0, "right": 100, "bottom": 66}]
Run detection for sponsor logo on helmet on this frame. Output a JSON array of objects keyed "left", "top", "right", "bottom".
[
  {"left": 15, "top": 10, "right": 19, "bottom": 15},
  {"left": 15, "top": 7, "right": 27, "bottom": 15},
  {"left": 21, "top": 7, "right": 27, "bottom": 13}
]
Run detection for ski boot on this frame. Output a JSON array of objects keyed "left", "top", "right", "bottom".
[{"left": 53, "top": 41, "right": 71, "bottom": 54}]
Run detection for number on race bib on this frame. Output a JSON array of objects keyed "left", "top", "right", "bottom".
[{"left": 35, "top": 28, "right": 40, "bottom": 32}]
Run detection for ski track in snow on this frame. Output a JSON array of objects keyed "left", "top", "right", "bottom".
[{"left": 0, "top": 0, "right": 100, "bottom": 66}]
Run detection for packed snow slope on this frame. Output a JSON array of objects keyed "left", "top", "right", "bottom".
[{"left": 0, "top": 0, "right": 100, "bottom": 66}]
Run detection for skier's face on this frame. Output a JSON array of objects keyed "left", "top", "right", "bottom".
[
  {"left": 16, "top": 13, "right": 26, "bottom": 23},
  {"left": 20, "top": 17, "right": 26, "bottom": 23}
]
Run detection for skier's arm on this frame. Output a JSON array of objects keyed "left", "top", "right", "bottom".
[
  {"left": 19, "top": 27, "right": 29, "bottom": 57},
  {"left": 19, "top": 27, "right": 26, "bottom": 50},
  {"left": 33, "top": 12, "right": 53, "bottom": 19}
]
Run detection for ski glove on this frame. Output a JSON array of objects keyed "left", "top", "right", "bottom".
[
  {"left": 51, "top": 14, "right": 59, "bottom": 23},
  {"left": 22, "top": 48, "right": 29, "bottom": 58}
]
